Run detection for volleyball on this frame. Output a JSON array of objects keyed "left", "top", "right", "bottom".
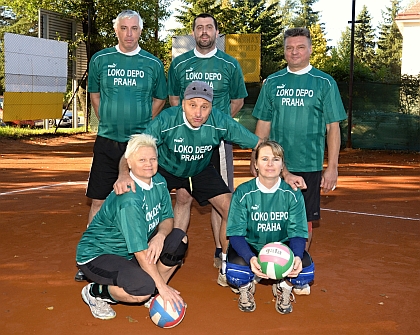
[
  {"left": 258, "top": 242, "right": 294, "bottom": 279},
  {"left": 149, "top": 294, "right": 186, "bottom": 328}
]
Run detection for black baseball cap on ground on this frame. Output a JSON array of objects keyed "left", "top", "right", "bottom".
[{"left": 184, "top": 81, "right": 213, "bottom": 102}]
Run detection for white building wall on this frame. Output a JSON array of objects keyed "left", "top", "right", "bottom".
[{"left": 397, "top": 21, "right": 420, "bottom": 76}]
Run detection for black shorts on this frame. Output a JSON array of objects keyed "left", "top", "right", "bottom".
[
  {"left": 77, "top": 228, "right": 186, "bottom": 296},
  {"left": 86, "top": 135, "right": 128, "bottom": 200},
  {"left": 158, "top": 164, "right": 231, "bottom": 206},
  {"left": 291, "top": 171, "right": 322, "bottom": 221},
  {"left": 210, "top": 141, "right": 234, "bottom": 192}
]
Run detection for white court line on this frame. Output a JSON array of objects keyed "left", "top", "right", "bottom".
[
  {"left": 1, "top": 183, "right": 418, "bottom": 221},
  {"left": 321, "top": 208, "right": 418, "bottom": 221},
  {"left": 0, "top": 181, "right": 87, "bottom": 196}
]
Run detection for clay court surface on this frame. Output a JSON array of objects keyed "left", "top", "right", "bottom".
[{"left": 0, "top": 133, "right": 419, "bottom": 335}]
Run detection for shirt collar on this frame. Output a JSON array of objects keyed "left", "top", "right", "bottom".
[
  {"left": 129, "top": 171, "right": 153, "bottom": 190},
  {"left": 194, "top": 47, "right": 217, "bottom": 58},
  {"left": 287, "top": 64, "right": 312, "bottom": 75},
  {"left": 115, "top": 45, "right": 141, "bottom": 56},
  {"left": 183, "top": 112, "right": 201, "bottom": 130},
  {"left": 256, "top": 177, "right": 281, "bottom": 193}
]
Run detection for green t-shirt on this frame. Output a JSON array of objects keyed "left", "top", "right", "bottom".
[
  {"left": 226, "top": 177, "right": 308, "bottom": 253},
  {"left": 252, "top": 66, "right": 347, "bottom": 172},
  {"left": 88, "top": 47, "right": 167, "bottom": 142},
  {"left": 144, "top": 106, "right": 259, "bottom": 178},
  {"left": 167, "top": 49, "right": 247, "bottom": 115},
  {"left": 76, "top": 173, "right": 173, "bottom": 264}
]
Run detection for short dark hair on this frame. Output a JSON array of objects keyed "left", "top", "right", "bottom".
[
  {"left": 284, "top": 27, "right": 311, "bottom": 44},
  {"left": 193, "top": 13, "right": 218, "bottom": 31}
]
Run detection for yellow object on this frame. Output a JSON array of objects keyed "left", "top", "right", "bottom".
[
  {"left": 2, "top": 92, "right": 64, "bottom": 121},
  {"left": 225, "top": 34, "right": 261, "bottom": 83}
]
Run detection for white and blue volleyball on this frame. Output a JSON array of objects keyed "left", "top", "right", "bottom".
[{"left": 149, "top": 294, "right": 186, "bottom": 328}]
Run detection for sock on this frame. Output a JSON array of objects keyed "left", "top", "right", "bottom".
[
  {"left": 221, "top": 252, "right": 227, "bottom": 274},
  {"left": 90, "top": 283, "right": 118, "bottom": 303},
  {"left": 215, "top": 247, "right": 222, "bottom": 258},
  {"left": 279, "top": 280, "right": 293, "bottom": 290}
]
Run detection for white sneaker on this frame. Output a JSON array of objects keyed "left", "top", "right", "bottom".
[
  {"left": 238, "top": 282, "right": 256, "bottom": 312},
  {"left": 81, "top": 284, "right": 116, "bottom": 320},
  {"left": 275, "top": 283, "right": 295, "bottom": 314},
  {"left": 217, "top": 272, "right": 229, "bottom": 287},
  {"left": 144, "top": 295, "right": 154, "bottom": 308},
  {"left": 293, "top": 284, "right": 311, "bottom": 295}
]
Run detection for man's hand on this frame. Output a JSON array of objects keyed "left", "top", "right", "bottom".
[
  {"left": 320, "top": 165, "right": 338, "bottom": 193},
  {"left": 113, "top": 173, "right": 136, "bottom": 195},
  {"left": 282, "top": 170, "right": 307, "bottom": 191},
  {"left": 146, "top": 233, "right": 165, "bottom": 264},
  {"left": 157, "top": 285, "right": 185, "bottom": 313}
]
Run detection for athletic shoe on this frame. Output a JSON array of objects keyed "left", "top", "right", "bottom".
[
  {"left": 217, "top": 272, "right": 229, "bottom": 287},
  {"left": 144, "top": 295, "right": 154, "bottom": 308},
  {"left": 213, "top": 255, "right": 222, "bottom": 269},
  {"left": 230, "top": 286, "right": 240, "bottom": 294},
  {"left": 274, "top": 283, "right": 295, "bottom": 315},
  {"left": 75, "top": 269, "right": 87, "bottom": 282},
  {"left": 238, "top": 282, "right": 256, "bottom": 312},
  {"left": 293, "top": 284, "right": 311, "bottom": 296},
  {"left": 81, "top": 284, "right": 116, "bottom": 320}
]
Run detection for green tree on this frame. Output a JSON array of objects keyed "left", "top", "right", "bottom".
[
  {"left": 376, "top": 0, "right": 403, "bottom": 80},
  {"left": 327, "top": 27, "right": 372, "bottom": 82},
  {"left": 278, "top": 0, "right": 299, "bottom": 29},
  {"left": 173, "top": 0, "right": 224, "bottom": 35},
  {"left": 309, "top": 23, "right": 327, "bottom": 70},
  {"left": 293, "top": 0, "right": 320, "bottom": 28},
  {"left": 354, "top": 5, "right": 376, "bottom": 69}
]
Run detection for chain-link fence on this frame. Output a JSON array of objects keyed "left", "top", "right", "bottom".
[{"left": 234, "top": 81, "right": 420, "bottom": 152}]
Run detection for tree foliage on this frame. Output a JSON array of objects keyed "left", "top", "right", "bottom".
[
  {"left": 309, "top": 23, "right": 327, "bottom": 70},
  {"left": 376, "top": 0, "right": 403, "bottom": 80},
  {"left": 293, "top": 0, "right": 320, "bottom": 28},
  {"left": 354, "top": 5, "right": 376, "bottom": 69}
]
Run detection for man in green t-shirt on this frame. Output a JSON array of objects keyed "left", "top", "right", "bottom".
[
  {"left": 77, "top": 10, "right": 167, "bottom": 282},
  {"left": 115, "top": 81, "right": 261, "bottom": 287},
  {"left": 252, "top": 27, "right": 347, "bottom": 265},
  {"left": 168, "top": 13, "right": 248, "bottom": 274}
]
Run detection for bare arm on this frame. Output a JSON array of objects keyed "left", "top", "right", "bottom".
[
  {"left": 250, "top": 120, "right": 271, "bottom": 176},
  {"left": 169, "top": 95, "right": 180, "bottom": 107},
  {"left": 146, "top": 218, "right": 173, "bottom": 265},
  {"left": 321, "top": 122, "right": 341, "bottom": 193},
  {"left": 252, "top": 119, "right": 306, "bottom": 190},
  {"left": 134, "top": 226, "right": 184, "bottom": 310},
  {"left": 152, "top": 98, "right": 166, "bottom": 119},
  {"left": 90, "top": 92, "right": 100, "bottom": 120},
  {"left": 230, "top": 98, "right": 244, "bottom": 118}
]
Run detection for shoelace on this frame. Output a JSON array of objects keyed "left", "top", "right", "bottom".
[
  {"left": 240, "top": 285, "right": 253, "bottom": 305},
  {"left": 95, "top": 297, "right": 113, "bottom": 310}
]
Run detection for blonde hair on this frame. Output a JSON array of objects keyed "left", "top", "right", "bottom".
[
  {"left": 125, "top": 134, "right": 157, "bottom": 159},
  {"left": 255, "top": 140, "right": 285, "bottom": 160}
]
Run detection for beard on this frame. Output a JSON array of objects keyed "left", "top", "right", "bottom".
[{"left": 196, "top": 34, "right": 216, "bottom": 49}]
